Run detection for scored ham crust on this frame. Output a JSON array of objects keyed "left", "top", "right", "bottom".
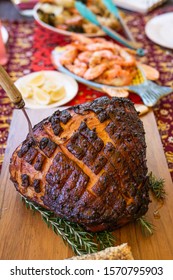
[{"left": 9, "top": 97, "right": 150, "bottom": 232}]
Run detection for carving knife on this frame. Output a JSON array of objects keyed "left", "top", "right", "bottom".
[{"left": 0, "top": 65, "right": 35, "bottom": 141}]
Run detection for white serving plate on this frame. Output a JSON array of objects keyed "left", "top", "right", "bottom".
[
  {"left": 14, "top": 70, "right": 78, "bottom": 109},
  {"left": 145, "top": 12, "right": 173, "bottom": 49}
]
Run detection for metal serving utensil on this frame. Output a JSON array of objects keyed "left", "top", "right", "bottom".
[
  {"left": 0, "top": 65, "right": 35, "bottom": 141},
  {"left": 75, "top": 1, "right": 145, "bottom": 56},
  {"left": 103, "top": 0, "right": 135, "bottom": 42}
]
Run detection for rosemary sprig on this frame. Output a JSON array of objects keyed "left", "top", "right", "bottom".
[
  {"left": 149, "top": 172, "right": 166, "bottom": 201},
  {"left": 21, "top": 196, "right": 115, "bottom": 255},
  {"left": 96, "top": 231, "right": 116, "bottom": 251},
  {"left": 22, "top": 171, "right": 162, "bottom": 254},
  {"left": 136, "top": 173, "right": 166, "bottom": 237},
  {"left": 137, "top": 216, "right": 154, "bottom": 236}
]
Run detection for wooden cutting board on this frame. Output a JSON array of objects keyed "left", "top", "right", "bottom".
[{"left": 0, "top": 108, "right": 173, "bottom": 260}]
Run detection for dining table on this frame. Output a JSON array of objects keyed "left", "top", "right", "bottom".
[
  {"left": 0, "top": 0, "right": 173, "bottom": 181},
  {"left": 0, "top": 0, "right": 173, "bottom": 261}
]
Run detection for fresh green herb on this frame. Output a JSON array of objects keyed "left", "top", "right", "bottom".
[
  {"left": 149, "top": 172, "right": 166, "bottom": 200},
  {"left": 21, "top": 196, "right": 115, "bottom": 256},
  {"left": 21, "top": 172, "right": 163, "bottom": 254},
  {"left": 96, "top": 231, "right": 116, "bottom": 251},
  {"left": 137, "top": 216, "right": 154, "bottom": 236}
]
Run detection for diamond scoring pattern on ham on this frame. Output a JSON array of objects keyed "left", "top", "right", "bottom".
[{"left": 10, "top": 97, "right": 150, "bottom": 232}]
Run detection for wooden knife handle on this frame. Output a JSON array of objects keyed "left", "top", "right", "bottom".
[{"left": 0, "top": 65, "right": 25, "bottom": 109}]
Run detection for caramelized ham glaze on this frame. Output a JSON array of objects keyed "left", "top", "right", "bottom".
[{"left": 10, "top": 97, "right": 150, "bottom": 232}]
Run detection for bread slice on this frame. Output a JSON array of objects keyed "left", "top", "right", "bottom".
[{"left": 68, "top": 243, "right": 134, "bottom": 260}]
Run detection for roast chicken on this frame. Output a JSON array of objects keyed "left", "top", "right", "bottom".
[{"left": 10, "top": 97, "right": 150, "bottom": 232}]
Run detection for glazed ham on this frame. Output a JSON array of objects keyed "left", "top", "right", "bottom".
[{"left": 10, "top": 97, "right": 150, "bottom": 232}]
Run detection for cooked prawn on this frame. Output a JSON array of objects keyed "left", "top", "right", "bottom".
[
  {"left": 95, "top": 69, "right": 133, "bottom": 86},
  {"left": 99, "top": 65, "right": 122, "bottom": 80},
  {"left": 71, "top": 34, "right": 93, "bottom": 45},
  {"left": 89, "top": 50, "right": 116, "bottom": 67},
  {"left": 74, "top": 58, "right": 87, "bottom": 68},
  {"left": 65, "top": 63, "right": 87, "bottom": 77},
  {"left": 59, "top": 46, "right": 78, "bottom": 65},
  {"left": 78, "top": 51, "right": 93, "bottom": 63},
  {"left": 70, "top": 43, "right": 85, "bottom": 51},
  {"left": 109, "top": 70, "right": 133, "bottom": 86},
  {"left": 83, "top": 63, "right": 108, "bottom": 80},
  {"left": 119, "top": 49, "right": 136, "bottom": 67},
  {"left": 85, "top": 42, "right": 117, "bottom": 52}
]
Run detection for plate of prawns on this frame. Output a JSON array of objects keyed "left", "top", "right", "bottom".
[{"left": 52, "top": 34, "right": 148, "bottom": 98}]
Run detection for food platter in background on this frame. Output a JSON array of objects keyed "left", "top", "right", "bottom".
[
  {"left": 51, "top": 45, "right": 146, "bottom": 92},
  {"left": 33, "top": 1, "right": 120, "bottom": 37},
  {"left": 51, "top": 37, "right": 168, "bottom": 108},
  {"left": 33, "top": 3, "right": 83, "bottom": 36},
  {"left": 14, "top": 70, "right": 78, "bottom": 109}
]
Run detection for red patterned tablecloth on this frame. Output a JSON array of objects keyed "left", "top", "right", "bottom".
[{"left": 0, "top": 6, "right": 173, "bottom": 180}]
